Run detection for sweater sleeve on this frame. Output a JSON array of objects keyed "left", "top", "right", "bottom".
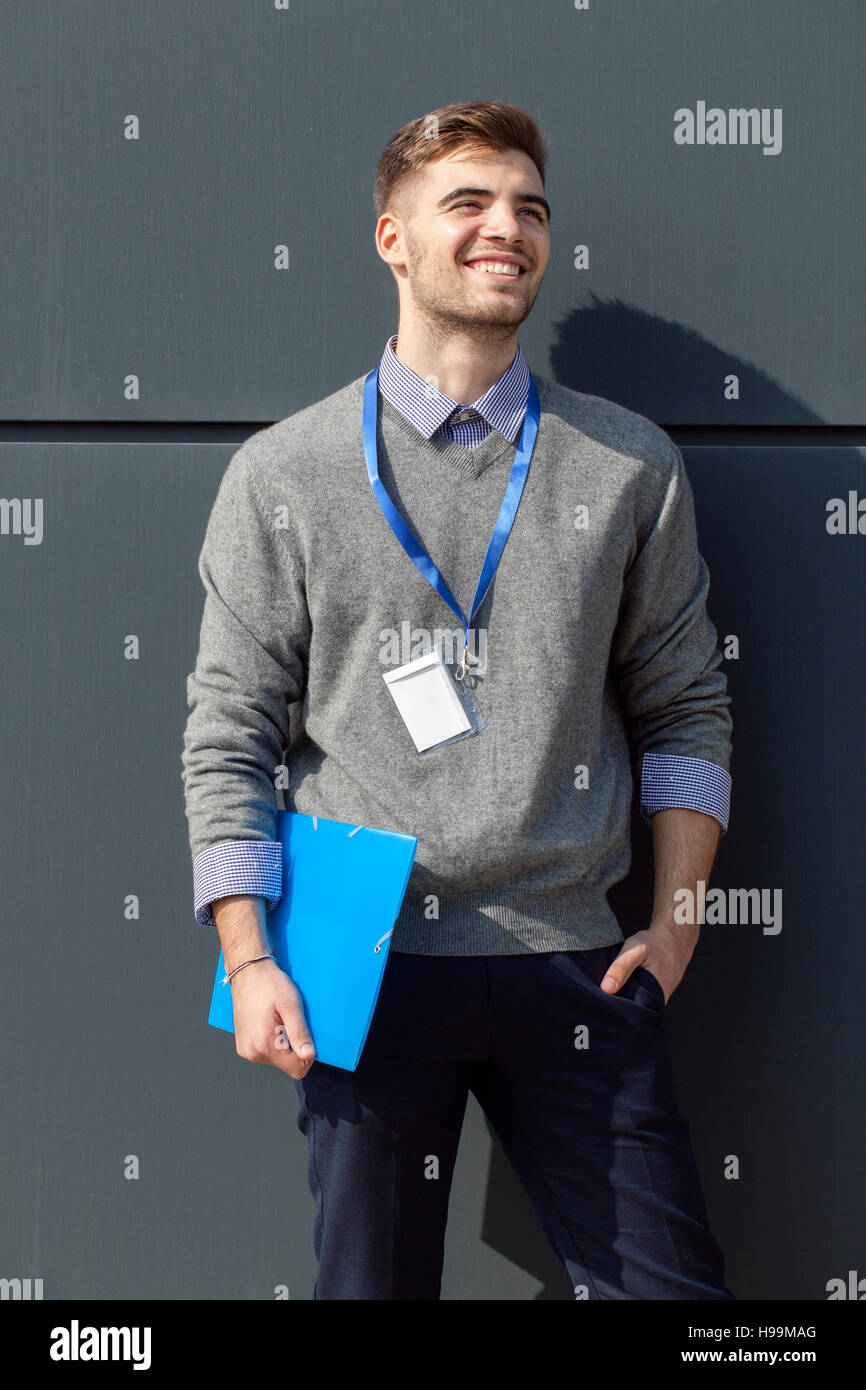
[
  {"left": 180, "top": 440, "right": 311, "bottom": 920},
  {"left": 610, "top": 438, "right": 732, "bottom": 830}
]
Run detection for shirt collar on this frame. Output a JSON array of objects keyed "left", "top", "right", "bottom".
[{"left": 377, "top": 333, "right": 530, "bottom": 444}]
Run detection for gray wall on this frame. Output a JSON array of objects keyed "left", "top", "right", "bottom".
[{"left": 1, "top": 1, "right": 863, "bottom": 1300}]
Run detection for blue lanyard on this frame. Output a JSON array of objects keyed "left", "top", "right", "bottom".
[{"left": 362, "top": 364, "right": 540, "bottom": 674}]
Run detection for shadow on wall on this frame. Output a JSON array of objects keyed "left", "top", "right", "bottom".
[{"left": 550, "top": 294, "right": 825, "bottom": 424}]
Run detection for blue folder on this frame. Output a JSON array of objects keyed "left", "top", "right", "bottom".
[{"left": 208, "top": 811, "right": 417, "bottom": 1071}]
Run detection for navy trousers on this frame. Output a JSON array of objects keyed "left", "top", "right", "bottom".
[{"left": 293, "top": 943, "right": 734, "bottom": 1300}]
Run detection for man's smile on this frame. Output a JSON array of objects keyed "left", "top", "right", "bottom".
[{"left": 463, "top": 259, "right": 528, "bottom": 281}]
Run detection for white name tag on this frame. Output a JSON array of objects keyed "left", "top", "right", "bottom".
[{"left": 382, "top": 646, "right": 485, "bottom": 754}]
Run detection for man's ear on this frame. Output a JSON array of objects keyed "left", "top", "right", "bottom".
[{"left": 375, "top": 213, "right": 409, "bottom": 276}]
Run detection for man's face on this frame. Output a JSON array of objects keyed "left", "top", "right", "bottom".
[{"left": 381, "top": 146, "right": 550, "bottom": 335}]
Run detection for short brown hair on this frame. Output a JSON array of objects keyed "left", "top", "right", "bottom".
[{"left": 374, "top": 100, "right": 549, "bottom": 220}]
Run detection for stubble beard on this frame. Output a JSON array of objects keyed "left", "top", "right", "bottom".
[{"left": 403, "top": 234, "right": 537, "bottom": 349}]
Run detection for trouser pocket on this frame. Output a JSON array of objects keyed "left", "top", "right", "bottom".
[{"left": 633, "top": 964, "right": 666, "bottom": 1010}]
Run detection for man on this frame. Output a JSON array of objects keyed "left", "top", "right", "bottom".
[{"left": 182, "top": 100, "right": 734, "bottom": 1301}]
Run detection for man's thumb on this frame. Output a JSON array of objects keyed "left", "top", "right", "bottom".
[{"left": 278, "top": 1010, "right": 315, "bottom": 1059}]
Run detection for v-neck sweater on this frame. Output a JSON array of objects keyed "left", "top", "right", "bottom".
[{"left": 181, "top": 368, "right": 732, "bottom": 954}]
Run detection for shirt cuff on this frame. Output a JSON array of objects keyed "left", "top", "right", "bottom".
[
  {"left": 193, "top": 840, "right": 283, "bottom": 926},
  {"left": 640, "top": 753, "right": 731, "bottom": 833}
]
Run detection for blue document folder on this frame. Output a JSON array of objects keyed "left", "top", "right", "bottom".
[{"left": 208, "top": 811, "right": 417, "bottom": 1071}]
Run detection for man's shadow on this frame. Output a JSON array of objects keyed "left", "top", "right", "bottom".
[{"left": 470, "top": 297, "right": 863, "bottom": 1299}]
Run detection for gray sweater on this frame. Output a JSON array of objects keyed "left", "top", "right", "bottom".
[{"left": 181, "top": 369, "right": 732, "bottom": 954}]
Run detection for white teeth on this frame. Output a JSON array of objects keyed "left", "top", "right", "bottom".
[{"left": 467, "top": 261, "right": 522, "bottom": 276}]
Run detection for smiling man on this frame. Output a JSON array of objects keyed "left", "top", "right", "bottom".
[{"left": 182, "top": 100, "right": 734, "bottom": 1300}]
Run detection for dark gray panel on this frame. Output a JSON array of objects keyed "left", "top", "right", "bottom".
[
  {"left": 0, "top": 441, "right": 863, "bottom": 1298},
  {"left": 665, "top": 443, "right": 866, "bottom": 1301},
  {"left": 0, "top": 443, "right": 313, "bottom": 1297},
  {"left": 1, "top": 1, "right": 862, "bottom": 423}
]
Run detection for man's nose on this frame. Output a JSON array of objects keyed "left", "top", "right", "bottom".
[{"left": 477, "top": 204, "right": 525, "bottom": 240}]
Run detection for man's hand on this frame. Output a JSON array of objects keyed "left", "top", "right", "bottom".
[
  {"left": 230, "top": 957, "right": 317, "bottom": 1078},
  {"left": 601, "top": 805, "right": 722, "bottom": 1005},
  {"left": 209, "top": 894, "right": 316, "bottom": 1079},
  {"left": 600, "top": 920, "right": 699, "bottom": 1006}
]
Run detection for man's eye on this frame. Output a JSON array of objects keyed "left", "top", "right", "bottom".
[{"left": 452, "top": 201, "right": 545, "bottom": 222}]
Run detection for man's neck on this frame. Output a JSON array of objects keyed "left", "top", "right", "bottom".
[{"left": 392, "top": 322, "right": 518, "bottom": 405}]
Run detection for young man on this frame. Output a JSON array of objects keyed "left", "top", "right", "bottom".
[{"left": 182, "top": 100, "right": 734, "bottom": 1300}]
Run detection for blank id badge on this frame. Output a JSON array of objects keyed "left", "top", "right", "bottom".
[{"left": 382, "top": 644, "right": 486, "bottom": 754}]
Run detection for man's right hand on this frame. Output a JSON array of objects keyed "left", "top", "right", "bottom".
[{"left": 229, "top": 958, "right": 316, "bottom": 1078}]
